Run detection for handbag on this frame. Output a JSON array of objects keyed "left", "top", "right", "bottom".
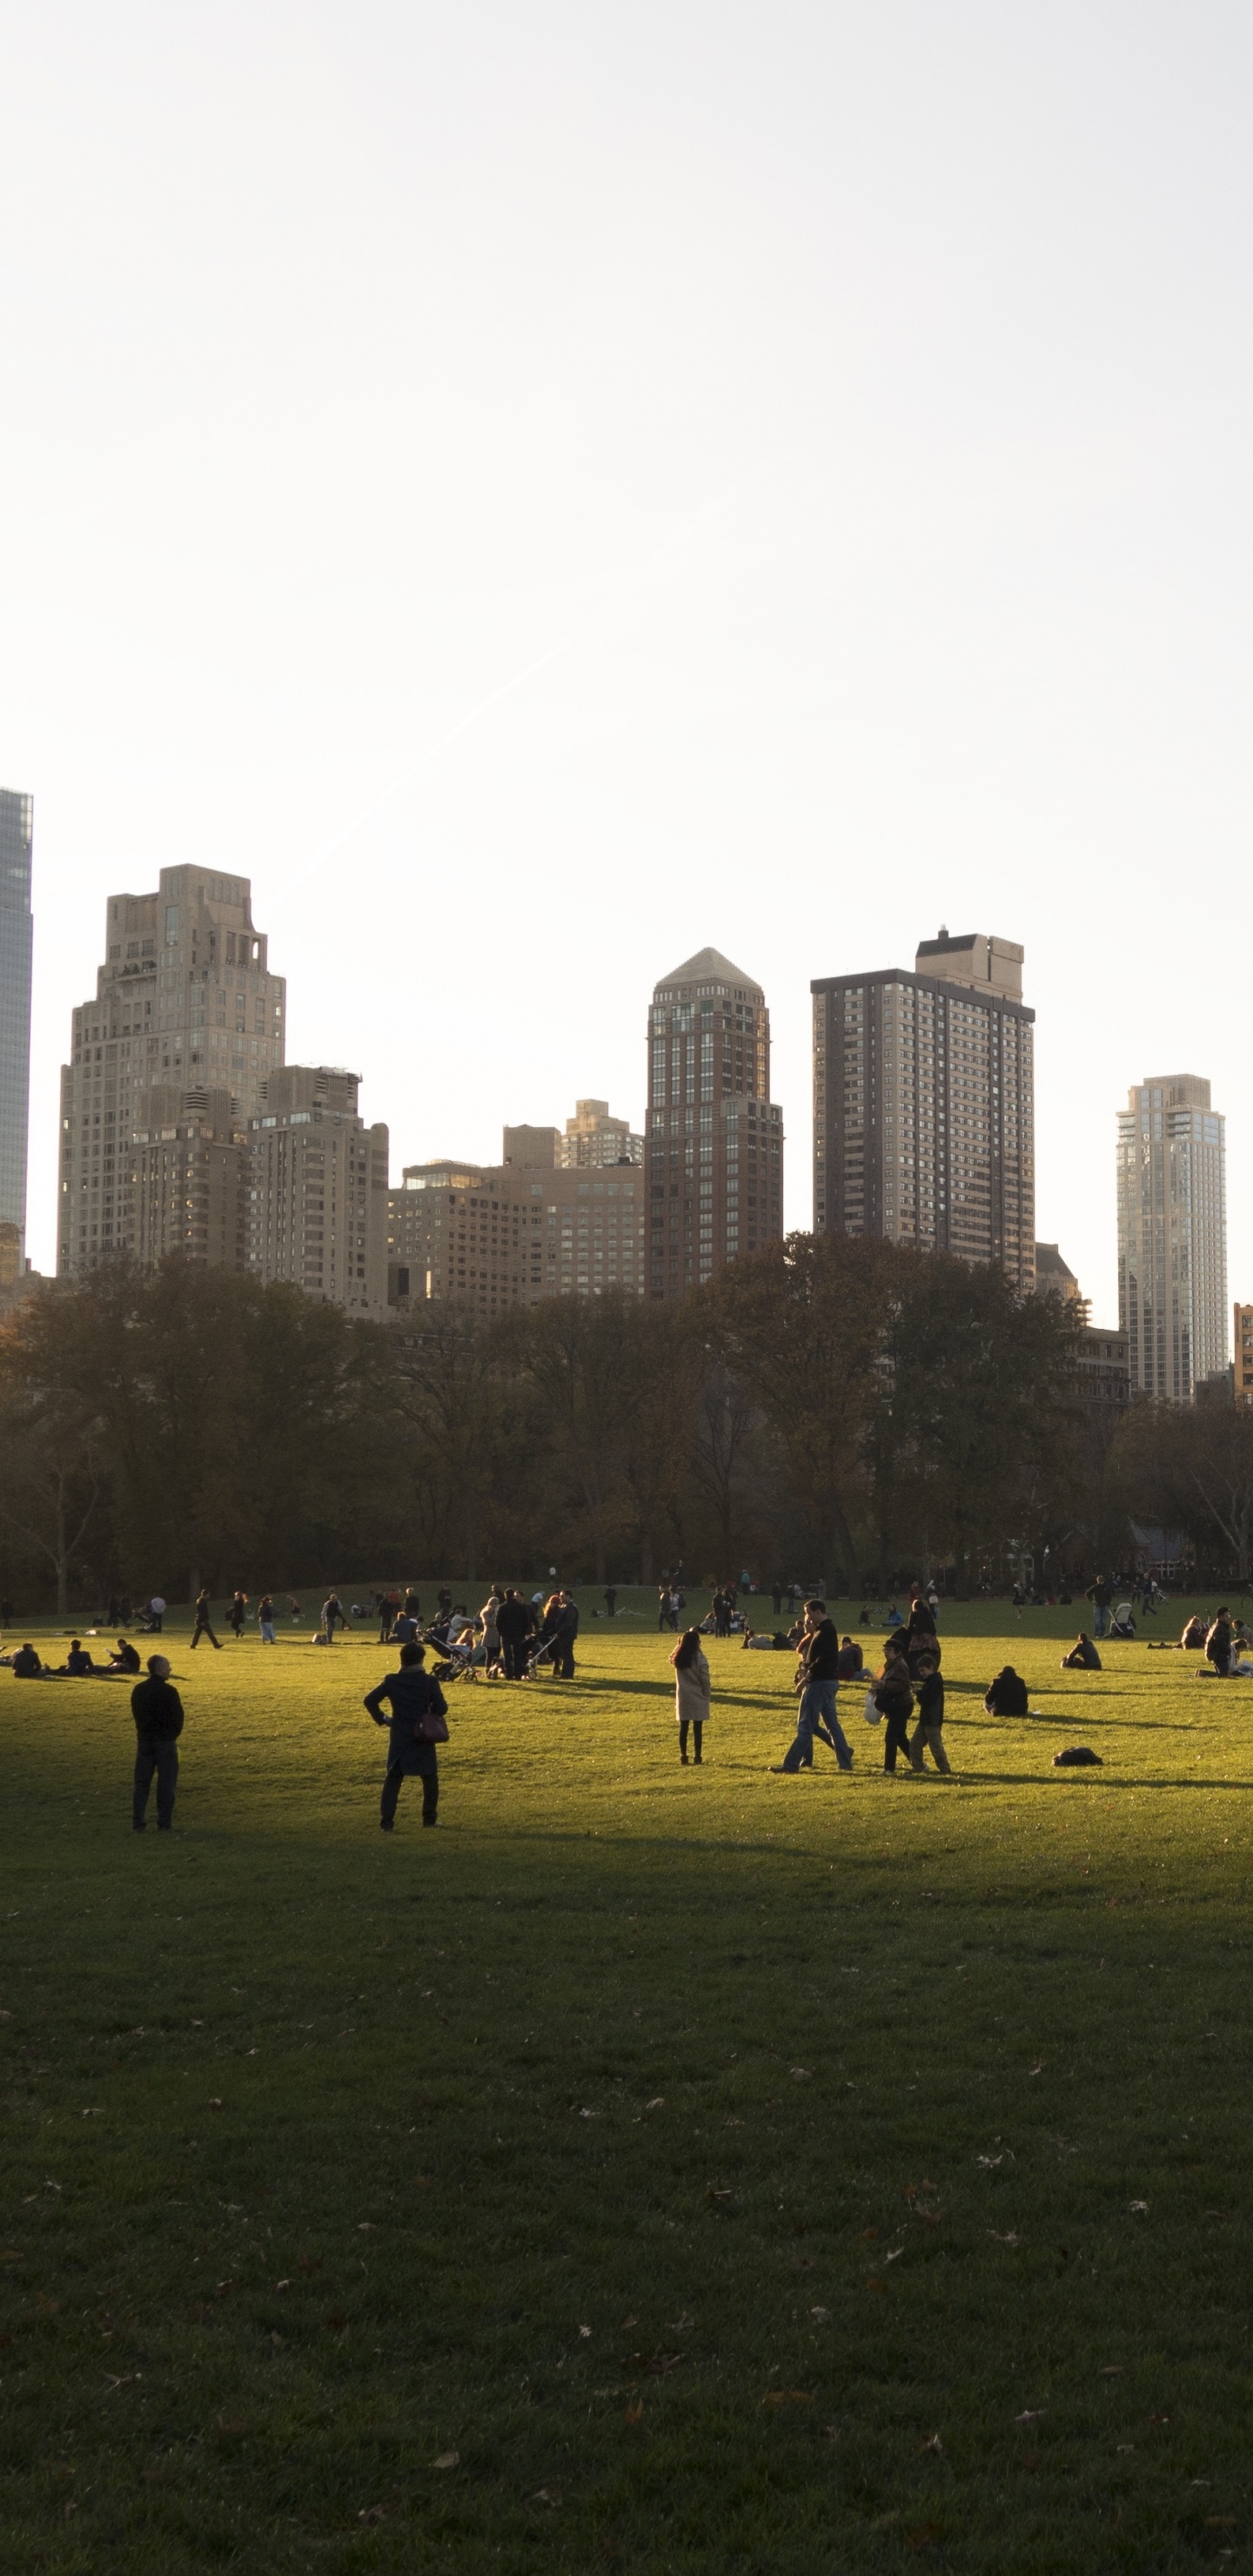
[{"left": 417, "top": 1706, "right": 449, "bottom": 1743}]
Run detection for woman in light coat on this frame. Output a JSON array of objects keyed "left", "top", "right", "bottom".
[{"left": 671, "top": 1627, "right": 711, "bottom": 1765}]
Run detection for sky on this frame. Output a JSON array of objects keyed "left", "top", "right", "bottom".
[{"left": 1, "top": 0, "right": 1249, "bottom": 1324}]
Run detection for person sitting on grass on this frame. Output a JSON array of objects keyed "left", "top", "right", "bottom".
[
  {"left": 1180, "top": 1613, "right": 1207, "bottom": 1650},
  {"left": 1205, "top": 1608, "right": 1233, "bottom": 1676},
  {"left": 1061, "top": 1632, "right": 1102, "bottom": 1670},
  {"left": 740, "top": 1625, "right": 788, "bottom": 1649},
  {"left": 838, "top": 1633, "right": 865, "bottom": 1678},
  {"left": 983, "top": 1665, "right": 1029, "bottom": 1717},
  {"left": 9, "top": 1641, "right": 49, "bottom": 1677},
  {"left": 908, "top": 1652, "right": 951, "bottom": 1774},
  {"left": 106, "top": 1637, "right": 141, "bottom": 1674},
  {"left": 61, "top": 1639, "right": 99, "bottom": 1676},
  {"left": 363, "top": 1640, "right": 448, "bottom": 1831}
]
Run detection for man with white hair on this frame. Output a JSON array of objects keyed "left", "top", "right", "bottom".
[{"left": 131, "top": 1654, "right": 185, "bottom": 1831}]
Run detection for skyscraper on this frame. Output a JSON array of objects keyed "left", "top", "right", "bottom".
[
  {"left": 0, "top": 788, "right": 34, "bottom": 1259},
  {"left": 811, "top": 930, "right": 1035, "bottom": 1292},
  {"left": 57, "top": 868, "right": 285, "bottom": 1275},
  {"left": 645, "top": 948, "right": 783, "bottom": 1298},
  {"left": 247, "top": 1066, "right": 389, "bottom": 1315},
  {"left": 1117, "top": 1076, "right": 1227, "bottom": 1400}
]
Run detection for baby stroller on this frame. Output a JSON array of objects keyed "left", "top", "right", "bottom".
[{"left": 1109, "top": 1600, "right": 1136, "bottom": 1640}]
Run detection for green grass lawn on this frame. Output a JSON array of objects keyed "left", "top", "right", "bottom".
[{"left": 3, "top": 1594, "right": 1251, "bottom": 2573}]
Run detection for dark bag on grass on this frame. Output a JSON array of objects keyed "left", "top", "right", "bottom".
[{"left": 1052, "top": 1745, "right": 1102, "bottom": 1767}]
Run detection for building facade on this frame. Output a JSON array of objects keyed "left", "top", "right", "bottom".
[
  {"left": 124, "top": 1086, "right": 247, "bottom": 1272},
  {"left": 811, "top": 930, "right": 1035, "bottom": 1292},
  {"left": 388, "top": 1141, "right": 645, "bottom": 1313},
  {"left": 559, "top": 1099, "right": 643, "bottom": 1168},
  {"left": 0, "top": 788, "right": 34, "bottom": 1258},
  {"left": 247, "top": 1067, "right": 388, "bottom": 1316},
  {"left": 1116, "top": 1076, "right": 1227, "bottom": 1401},
  {"left": 644, "top": 947, "right": 783, "bottom": 1299},
  {"left": 57, "top": 867, "right": 285, "bottom": 1275},
  {"left": 1236, "top": 1304, "right": 1253, "bottom": 1408}
]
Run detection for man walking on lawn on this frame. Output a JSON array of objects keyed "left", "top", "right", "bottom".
[
  {"left": 190, "top": 1588, "right": 221, "bottom": 1649},
  {"left": 770, "top": 1600, "right": 854, "bottom": 1774},
  {"left": 131, "top": 1654, "right": 184, "bottom": 1830}
]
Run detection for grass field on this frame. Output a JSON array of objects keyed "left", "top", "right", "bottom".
[{"left": 3, "top": 1591, "right": 1251, "bottom": 2573}]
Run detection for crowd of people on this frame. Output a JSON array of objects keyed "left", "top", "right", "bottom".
[{"left": 10, "top": 1567, "right": 1253, "bottom": 1835}]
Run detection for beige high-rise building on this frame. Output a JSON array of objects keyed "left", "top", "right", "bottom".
[
  {"left": 1234, "top": 1304, "right": 1253, "bottom": 1407},
  {"left": 1117, "top": 1077, "right": 1227, "bottom": 1400},
  {"left": 124, "top": 1085, "right": 247, "bottom": 1272},
  {"left": 57, "top": 868, "right": 285, "bottom": 1275},
  {"left": 644, "top": 948, "right": 783, "bottom": 1299},
  {"left": 247, "top": 1067, "right": 389, "bottom": 1316},
  {"left": 811, "top": 930, "right": 1035, "bottom": 1291},
  {"left": 389, "top": 1134, "right": 645, "bottom": 1314},
  {"left": 559, "top": 1099, "right": 643, "bottom": 1168}
]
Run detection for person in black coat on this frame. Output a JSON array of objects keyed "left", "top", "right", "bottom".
[
  {"left": 363, "top": 1642, "right": 449, "bottom": 1829},
  {"left": 984, "top": 1666, "right": 1029, "bottom": 1716},
  {"left": 495, "top": 1589, "right": 535, "bottom": 1680},
  {"left": 1061, "top": 1633, "right": 1102, "bottom": 1670},
  {"left": 548, "top": 1591, "right": 580, "bottom": 1680},
  {"left": 131, "top": 1654, "right": 184, "bottom": 1830}
]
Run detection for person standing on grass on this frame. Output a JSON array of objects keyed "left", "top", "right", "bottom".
[
  {"left": 672, "top": 1627, "right": 710, "bottom": 1763},
  {"left": 131, "top": 1654, "right": 184, "bottom": 1831},
  {"left": 874, "top": 1647, "right": 915, "bottom": 1774},
  {"left": 496, "top": 1587, "right": 534, "bottom": 1679},
  {"left": 322, "top": 1590, "right": 344, "bottom": 1643},
  {"left": 908, "top": 1653, "right": 951, "bottom": 1774},
  {"left": 548, "top": 1589, "right": 580, "bottom": 1680},
  {"left": 604, "top": 1583, "right": 617, "bottom": 1618},
  {"left": 258, "top": 1593, "right": 277, "bottom": 1644},
  {"left": 191, "top": 1588, "right": 221, "bottom": 1650},
  {"left": 364, "top": 1641, "right": 448, "bottom": 1830},
  {"left": 228, "top": 1591, "right": 248, "bottom": 1638},
  {"left": 1085, "top": 1573, "right": 1113, "bottom": 1639},
  {"left": 770, "top": 1600, "right": 854, "bottom": 1774}
]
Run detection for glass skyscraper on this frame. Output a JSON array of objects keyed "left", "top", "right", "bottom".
[{"left": 0, "top": 788, "right": 34, "bottom": 1258}]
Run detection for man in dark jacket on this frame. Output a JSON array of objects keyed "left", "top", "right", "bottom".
[
  {"left": 190, "top": 1589, "right": 221, "bottom": 1650},
  {"left": 11, "top": 1642, "right": 46, "bottom": 1677},
  {"left": 131, "top": 1654, "right": 184, "bottom": 1830},
  {"left": 549, "top": 1591, "right": 580, "bottom": 1680},
  {"left": 1206, "top": 1608, "right": 1233, "bottom": 1676},
  {"left": 1061, "top": 1633, "right": 1102, "bottom": 1670},
  {"left": 495, "top": 1589, "right": 535, "bottom": 1680},
  {"left": 770, "top": 1601, "right": 854, "bottom": 1774},
  {"left": 363, "top": 1642, "right": 448, "bottom": 1828}
]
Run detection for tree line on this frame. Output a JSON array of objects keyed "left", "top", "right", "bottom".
[{"left": 0, "top": 1239, "right": 1246, "bottom": 1612}]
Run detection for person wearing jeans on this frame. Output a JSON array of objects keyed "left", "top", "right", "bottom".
[
  {"left": 771, "top": 1600, "right": 854, "bottom": 1774},
  {"left": 1086, "top": 1576, "right": 1113, "bottom": 1639},
  {"left": 131, "top": 1654, "right": 184, "bottom": 1829}
]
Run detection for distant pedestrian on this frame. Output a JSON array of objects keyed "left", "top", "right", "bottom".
[
  {"left": 258, "top": 1593, "right": 277, "bottom": 1645},
  {"left": 874, "top": 1650, "right": 915, "bottom": 1773},
  {"left": 322, "top": 1592, "right": 344, "bottom": 1643},
  {"left": 671, "top": 1627, "right": 711, "bottom": 1764},
  {"left": 659, "top": 1586, "right": 678, "bottom": 1632},
  {"left": 549, "top": 1589, "right": 580, "bottom": 1680},
  {"left": 604, "top": 1585, "right": 617, "bottom": 1618},
  {"left": 479, "top": 1588, "right": 504, "bottom": 1674},
  {"left": 771, "top": 1600, "right": 854, "bottom": 1774},
  {"left": 496, "top": 1588, "right": 534, "bottom": 1678},
  {"left": 1085, "top": 1574, "right": 1113, "bottom": 1640},
  {"left": 288, "top": 1595, "right": 302, "bottom": 1625},
  {"left": 228, "top": 1591, "right": 248, "bottom": 1638},
  {"left": 190, "top": 1589, "right": 221, "bottom": 1650},
  {"left": 364, "top": 1642, "right": 448, "bottom": 1830},
  {"left": 908, "top": 1654, "right": 951, "bottom": 1774},
  {"left": 378, "top": 1591, "right": 397, "bottom": 1645},
  {"left": 131, "top": 1654, "right": 184, "bottom": 1831}
]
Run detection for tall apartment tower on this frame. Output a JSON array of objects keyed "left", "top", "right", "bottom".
[
  {"left": 0, "top": 788, "right": 34, "bottom": 1259},
  {"left": 811, "top": 930, "right": 1035, "bottom": 1292},
  {"left": 559, "top": 1099, "right": 644, "bottom": 1168},
  {"left": 1116, "top": 1076, "right": 1227, "bottom": 1400},
  {"left": 247, "top": 1066, "right": 389, "bottom": 1316},
  {"left": 57, "top": 868, "right": 285, "bottom": 1275},
  {"left": 645, "top": 948, "right": 783, "bottom": 1298}
]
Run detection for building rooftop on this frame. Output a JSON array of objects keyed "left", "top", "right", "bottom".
[{"left": 653, "top": 947, "right": 763, "bottom": 998}]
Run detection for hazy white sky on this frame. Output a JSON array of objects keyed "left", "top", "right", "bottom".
[{"left": 1, "top": 1, "right": 1249, "bottom": 1320}]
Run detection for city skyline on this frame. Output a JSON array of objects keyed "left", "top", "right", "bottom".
[{"left": 0, "top": 788, "right": 33, "bottom": 1261}]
